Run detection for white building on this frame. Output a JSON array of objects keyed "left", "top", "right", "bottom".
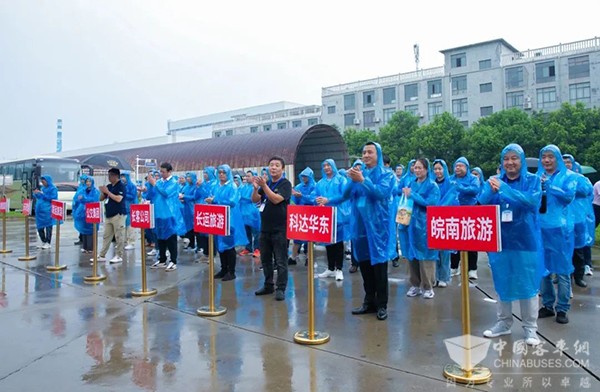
[{"left": 321, "top": 36, "right": 600, "bottom": 130}]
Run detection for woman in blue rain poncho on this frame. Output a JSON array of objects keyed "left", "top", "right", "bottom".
[
  {"left": 471, "top": 166, "right": 485, "bottom": 192},
  {"left": 73, "top": 177, "right": 100, "bottom": 253},
  {"left": 404, "top": 159, "right": 440, "bottom": 299},
  {"left": 206, "top": 164, "right": 248, "bottom": 281},
  {"left": 120, "top": 172, "right": 138, "bottom": 250},
  {"left": 432, "top": 159, "right": 457, "bottom": 287},
  {"left": 344, "top": 142, "right": 396, "bottom": 321},
  {"left": 195, "top": 166, "right": 218, "bottom": 258},
  {"left": 289, "top": 167, "right": 316, "bottom": 265},
  {"left": 180, "top": 172, "right": 198, "bottom": 251},
  {"left": 238, "top": 170, "right": 261, "bottom": 257},
  {"left": 537, "top": 145, "right": 577, "bottom": 324},
  {"left": 313, "top": 159, "right": 351, "bottom": 281},
  {"left": 479, "top": 144, "right": 545, "bottom": 345},
  {"left": 72, "top": 174, "right": 89, "bottom": 246},
  {"left": 34, "top": 175, "right": 58, "bottom": 249},
  {"left": 395, "top": 159, "right": 415, "bottom": 262}
]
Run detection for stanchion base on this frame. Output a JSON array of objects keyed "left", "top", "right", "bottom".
[
  {"left": 294, "top": 330, "right": 330, "bottom": 345},
  {"left": 443, "top": 363, "right": 492, "bottom": 385},
  {"left": 46, "top": 265, "right": 67, "bottom": 272},
  {"left": 18, "top": 255, "right": 37, "bottom": 261},
  {"left": 131, "top": 288, "right": 158, "bottom": 297},
  {"left": 84, "top": 275, "right": 107, "bottom": 283},
  {"left": 197, "top": 306, "right": 227, "bottom": 317},
  {"left": 0, "top": 250, "right": 12, "bottom": 254}
]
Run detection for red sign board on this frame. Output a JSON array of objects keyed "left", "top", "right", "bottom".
[
  {"left": 51, "top": 200, "right": 66, "bottom": 221},
  {"left": 0, "top": 197, "right": 9, "bottom": 213},
  {"left": 427, "top": 205, "right": 501, "bottom": 252},
  {"left": 85, "top": 202, "right": 103, "bottom": 224},
  {"left": 194, "top": 204, "right": 230, "bottom": 236},
  {"left": 286, "top": 205, "right": 337, "bottom": 243},
  {"left": 130, "top": 204, "right": 155, "bottom": 229},
  {"left": 22, "top": 199, "right": 32, "bottom": 216}
]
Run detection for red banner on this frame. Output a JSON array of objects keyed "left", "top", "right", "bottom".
[
  {"left": 22, "top": 199, "right": 32, "bottom": 216},
  {"left": 85, "top": 202, "right": 103, "bottom": 224},
  {"left": 130, "top": 204, "right": 155, "bottom": 229},
  {"left": 51, "top": 200, "right": 66, "bottom": 221},
  {"left": 0, "top": 197, "right": 9, "bottom": 213},
  {"left": 286, "top": 205, "right": 337, "bottom": 243},
  {"left": 427, "top": 205, "right": 501, "bottom": 252},
  {"left": 194, "top": 204, "right": 230, "bottom": 236}
]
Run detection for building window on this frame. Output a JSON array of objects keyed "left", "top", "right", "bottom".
[
  {"left": 383, "top": 87, "right": 396, "bottom": 105},
  {"left": 569, "top": 55, "right": 590, "bottom": 79},
  {"left": 277, "top": 122, "right": 287, "bottom": 129},
  {"left": 451, "top": 76, "right": 467, "bottom": 95},
  {"left": 451, "top": 52, "right": 466, "bottom": 68},
  {"left": 363, "top": 90, "right": 375, "bottom": 107},
  {"left": 479, "top": 59, "right": 491, "bottom": 70},
  {"left": 505, "top": 66, "right": 524, "bottom": 89},
  {"left": 569, "top": 82, "right": 591, "bottom": 105},
  {"left": 404, "top": 83, "right": 418, "bottom": 101},
  {"left": 535, "top": 61, "right": 556, "bottom": 83},
  {"left": 427, "top": 79, "right": 442, "bottom": 98},
  {"left": 506, "top": 91, "right": 524, "bottom": 109},
  {"left": 460, "top": 121, "right": 469, "bottom": 127},
  {"left": 344, "top": 113, "right": 355, "bottom": 127},
  {"left": 479, "top": 83, "right": 492, "bottom": 93},
  {"left": 225, "top": 129, "right": 233, "bottom": 136},
  {"left": 344, "top": 94, "right": 355, "bottom": 110},
  {"left": 307, "top": 118, "right": 318, "bottom": 126},
  {"left": 214, "top": 131, "right": 221, "bottom": 138},
  {"left": 452, "top": 98, "right": 468, "bottom": 117},
  {"left": 404, "top": 104, "right": 419, "bottom": 116},
  {"left": 327, "top": 105, "right": 336, "bottom": 114},
  {"left": 536, "top": 87, "right": 557, "bottom": 110},
  {"left": 480, "top": 106, "right": 493, "bottom": 116},
  {"left": 292, "top": 120, "right": 302, "bottom": 128},
  {"left": 263, "top": 124, "right": 272, "bottom": 132},
  {"left": 428, "top": 101, "right": 443, "bottom": 118},
  {"left": 250, "top": 126, "right": 258, "bottom": 133},
  {"left": 383, "top": 108, "right": 396, "bottom": 124},
  {"left": 363, "top": 110, "right": 376, "bottom": 127}
]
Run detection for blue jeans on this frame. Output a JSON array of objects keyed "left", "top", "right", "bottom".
[
  {"left": 540, "top": 273, "right": 571, "bottom": 313},
  {"left": 436, "top": 251, "right": 451, "bottom": 283}
]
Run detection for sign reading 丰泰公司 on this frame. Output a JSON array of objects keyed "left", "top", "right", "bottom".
[
  {"left": 51, "top": 200, "right": 66, "bottom": 221},
  {"left": 130, "top": 204, "right": 155, "bottom": 229},
  {"left": 194, "top": 204, "right": 230, "bottom": 236},
  {"left": 85, "top": 202, "right": 103, "bottom": 224},
  {"left": 427, "top": 205, "right": 501, "bottom": 252},
  {"left": 287, "top": 205, "right": 337, "bottom": 243}
]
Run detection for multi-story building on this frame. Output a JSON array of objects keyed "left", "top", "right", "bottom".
[
  {"left": 167, "top": 101, "right": 321, "bottom": 138},
  {"left": 321, "top": 37, "right": 600, "bottom": 131}
]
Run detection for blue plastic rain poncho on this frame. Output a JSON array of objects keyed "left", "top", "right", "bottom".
[
  {"left": 195, "top": 166, "right": 218, "bottom": 204},
  {"left": 150, "top": 173, "right": 187, "bottom": 240},
  {"left": 181, "top": 172, "right": 198, "bottom": 232},
  {"left": 34, "top": 175, "right": 58, "bottom": 229},
  {"left": 395, "top": 160, "right": 416, "bottom": 258},
  {"left": 343, "top": 143, "right": 396, "bottom": 264},
  {"left": 478, "top": 144, "right": 545, "bottom": 301},
  {"left": 293, "top": 167, "right": 316, "bottom": 206},
  {"left": 449, "top": 157, "right": 480, "bottom": 206},
  {"left": 239, "top": 171, "right": 260, "bottom": 230},
  {"left": 120, "top": 172, "right": 138, "bottom": 226},
  {"left": 537, "top": 145, "right": 577, "bottom": 275},
  {"left": 142, "top": 170, "right": 159, "bottom": 202},
  {"left": 72, "top": 174, "right": 89, "bottom": 212},
  {"left": 566, "top": 160, "right": 595, "bottom": 248},
  {"left": 406, "top": 161, "right": 440, "bottom": 261},
  {"left": 211, "top": 165, "right": 248, "bottom": 252},
  {"left": 471, "top": 166, "right": 485, "bottom": 191},
  {"left": 574, "top": 162, "right": 597, "bottom": 247},
  {"left": 313, "top": 159, "right": 351, "bottom": 243},
  {"left": 432, "top": 159, "right": 457, "bottom": 206},
  {"left": 73, "top": 178, "right": 100, "bottom": 235}
]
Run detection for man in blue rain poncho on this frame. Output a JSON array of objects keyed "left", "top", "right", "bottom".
[
  {"left": 345, "top": 142, "right": 396, "bottom": 321},
  {"left": 34, "top": 175, "right": 58, "bottom": 249},
  {"left": 73, "top": 176, "right": 100, "bottom": 253},
  {"left": 120, "top": 172, "right": 138, "bottom": 250},
  {"left": 205, "top": 165, "right": 248, "bottom": 281},
  {"left": 449, "top": 157, "right": 481, "bottom": 279},
  {"left": 195, "top": 166, "right": 218, "bottom": 259},
  {"left": 314, "top": 159, "right": 351, "bottom": 281},
  {"left": 478, "top": 144, "right": 545, "bottom": 346},
  {"left": 180, "top": 172, "right": 198, "bottom": 251},
  {"left": 537, "top": 145, "right": 577, "bottom": 324},
  {"left": 147, "top": 162, "right": 186, "bottom": 272},
  {"left": 239, "top": 170, "right": 261, "bottom": 258},
  {"left": 289, "top": 167, "right": 316, "bottom": 265},
  {"left": 73, "top": 174, "right": 89, "bottom": 245}
]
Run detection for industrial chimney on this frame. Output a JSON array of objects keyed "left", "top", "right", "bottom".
[{"left": 56, "top": 119, "right": 62, "bottom": 152}]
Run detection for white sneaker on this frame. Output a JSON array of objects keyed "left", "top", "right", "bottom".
[
  {"left": 42, "top": 243, "right": 52, "bottom": 250},
  {"left": 450, "top": 268, "right": 460, "bottom": 276},
  {"left": 80, "top": 248, "right": 86, "bottom": 253},
  {"left": 335, "top": 269, "right": 344, "bottom": 281},
  {"left": 468, "top": 270, "right": 478, "bottom": 280},
  {"left": 124, "top": 244, "right": 135, "bottom": 250},
  {"left": 423, "top": 289, "right": 435, "bottom": 299},
  {"left": 406, "top": 286, "right": 421, "bottom": 297},
  {"left": 36, "top": 242, "right": 44, "bottom": 249},
  {"left": 165, "top": 262, "right": 177, "bottom": 272},
  {"left": 524, "top": 329, "right": 540, "bottom": 346},
  {"left": 483, "top": 322, "right": 512, "bottom": 338},
  {"left": 318, "top": 269, "right": 336, "bottom": 278},
  {"left": 182, "top": 238, "right": 190, "bottom": 246},
  {"left": 147, "top": 249, "right": 157, "bottom": 256},
  {"left": 437, "top": 281, "right": 448, "bottom": 288},
  {"left": 150, "top": 261, "right": 166, "bottom": 269},
  {"left": 109, "top": 256, "right": 123, "bottom": 264},
  {"left": 584, "top": 265, "right": 593, "bottom": 276}
]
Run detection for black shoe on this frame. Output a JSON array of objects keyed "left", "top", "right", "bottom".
[
  {"left": 74, "top": 240, "right": 82, "bottom": 245},
  {"left": 214, "top": 270, "right": 226, "bottom": 279},
  {"left": 288, "top": 257, "right": 297, "bottom": 265},
  {"left": 376, "top": 308, "right": 388, "bottom": 321},
  {"left": 349, "top": 265, "right": 358, "bottom": 274},
  {"left": 255, "top": 287, "right": 274, "bottom": 296},
  {"left": 392, "top": 259, "right": 399, "bottom": 267},
  {"left": 304, "top": 259, "right": 308, "bottom": 267},
  {"left": 574, "top": 278, "right": 587, "bottom": 288},
  {"left": 351, "top": 304, "right": 377, "bottom": 315},
  {"left": 556, "top": 311, "right": 569, "bottom": 324},
  {"left": 538, "top": 307, "right": 555, "bottom": 318},
  {"left": 275, "top": 290, "right": 285, "bottom": 301},
  {"left": 222, "top": 272, "right": 236, "bottom": 281}
]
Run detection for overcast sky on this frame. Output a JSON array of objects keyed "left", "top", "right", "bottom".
[{"left": 1, "top": 0, "right": 598, "bottom": 160}]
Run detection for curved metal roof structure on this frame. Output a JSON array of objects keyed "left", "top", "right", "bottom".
[{"left": 72, "top": 124, "right": 349, "bottom": 181}]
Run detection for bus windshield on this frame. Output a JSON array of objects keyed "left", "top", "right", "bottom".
[{"left": 39, "top": 161, "right": 80, "bottom": 184}]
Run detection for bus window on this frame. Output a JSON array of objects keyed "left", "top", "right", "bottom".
[{"left": 15, "top": 164, "right": 24, "bottom": 180}]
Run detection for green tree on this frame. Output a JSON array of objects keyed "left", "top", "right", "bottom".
[
  {"left": 378, "top": 111, "right": 420, "bottom": 165},
  {"left": 407, "top": 112, "right": 465, "bottom": 164},
  {"left": 342, "top": 128, "right": 379, "bottom": 161}
]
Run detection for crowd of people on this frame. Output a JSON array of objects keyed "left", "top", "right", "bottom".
[{"left": 31, "top": 142, "right": 598, "bottom": 344}]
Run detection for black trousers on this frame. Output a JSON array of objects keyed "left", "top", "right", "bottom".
[
  {"left": 185, "top": 230, "right": 196, "bottom": 248},
  {"left": 218, "top": 248, "right": 237, "bottom": 274},
  {"left": 82, "top": 234, "right": 94, "bottom": 252},
  {"left": 450, "top": 251, "right": 478, "bottom": 271},
  {"left": 198, "top": 235, "right": 217, "bottom": 256},
  {"left": 260, "top": 231, "right": 288, "bottom": 291},
  {"left": 583, "top": 246, "right": 592, "bottom": 267},
  {"left": 359, "top": 260, "right": 388, "bottom": 309},
  {"left": 158, "top": 234, "right": 178, "bottom": 264},
  {"left": 38, "top": 226, "right": 53, "bottom": 244},
  {"left": 325, "top": 241, "right": 345, "bottom": 271},
  {"left": 350, "top": 240, "right": 358, "bottom": 267},
  {"left": 572, "top": 247, "right": 586, "bottom": 280}
]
